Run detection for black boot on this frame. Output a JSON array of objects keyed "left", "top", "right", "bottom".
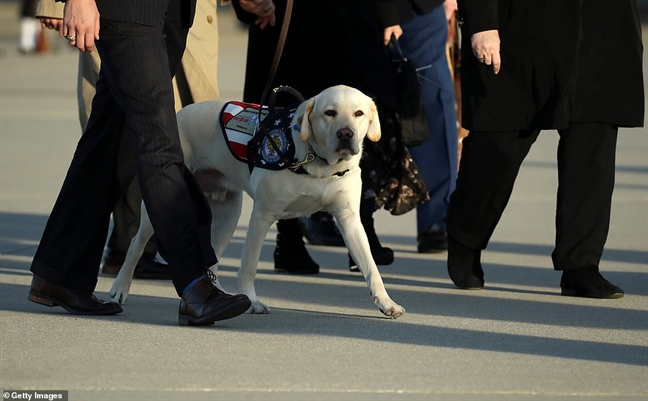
[
  {"left": 560, "top": 267, "right": 624, "bottom": 299},
  {"left": 349, "top": 213, "right": 394, "bottom": 272},
  {"left": 417, "top": 221, "right": 449, "bottom": 253},
  {"left": 274, "top": 218, "right": 320, "bottom": 274},
  {"left": 447, "top": 237, "right": 484, "bottom": 289}
]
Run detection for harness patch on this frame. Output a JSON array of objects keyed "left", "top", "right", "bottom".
[
  {"left": 219, "top": 101, "right": 299, "bottom": 170},
  {"left": 220, "top": 101, "right": 268, "bottom": 162}
]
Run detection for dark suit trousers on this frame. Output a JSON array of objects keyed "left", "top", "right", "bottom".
[
  {"left": 447, "top": 122, "right": 617, "bottom": 270},
  {"left": 30, "top": 6, "right": 216, "bottom": 295}
]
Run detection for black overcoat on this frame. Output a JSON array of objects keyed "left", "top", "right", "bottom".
[
  {"left": 458, "top": 0, "right": 644, "bottom": 131},
  {"left": 232, "top": 0, "right": 398, "bottom": 109}
]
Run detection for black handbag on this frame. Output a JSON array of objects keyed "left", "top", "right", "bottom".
[{"left": 389, "top": 36, "right": 430, "bottom": 146}]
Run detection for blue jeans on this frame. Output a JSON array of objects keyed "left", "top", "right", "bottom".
[{"left": 399, "top": 4, "right": 458, "bottom": 237}]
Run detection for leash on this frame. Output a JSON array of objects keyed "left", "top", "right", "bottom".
[
  {"left": 259, "top": 0, "right": 294, "bottom": 112},
  {"left": 247, "top": 0, "right": 304, "bottom": 173}
]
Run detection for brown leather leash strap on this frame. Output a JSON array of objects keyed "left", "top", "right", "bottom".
[
  {"left": 258, "top": 0, "right": 294, "bottom": 108},
  {"left": 247, "top": 0, "right": 300, "bottom": 174}
]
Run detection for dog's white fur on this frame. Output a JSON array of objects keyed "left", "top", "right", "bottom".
[{"left": 109, "top": 85, "right": 405, "bottom": 319}]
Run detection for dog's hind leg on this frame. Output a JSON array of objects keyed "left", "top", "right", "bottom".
[
  {"left": 109, "top": 201, "right": 155, "bottom": 304},
  {"left": 237, "top": 210, "right": 274, "bottom": 314},
  {"left": 333, "top": 211, "right": 405, "bottom": 319}
]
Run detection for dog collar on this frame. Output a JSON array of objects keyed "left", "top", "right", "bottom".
[
  {"left": 289, "top": 145, "right": 349, "bottom": 177},
  {"left": 288, "top": 151, "right": 316, "bottom": 172}
]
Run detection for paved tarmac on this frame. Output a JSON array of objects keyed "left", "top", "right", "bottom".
[{"left": 1, "top": 2, "right": 647, "bottom": 400}]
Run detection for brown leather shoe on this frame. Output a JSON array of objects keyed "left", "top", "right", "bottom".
[
  {"left": 178, "top": 276, "right": 251, "bottom": 326},
  {"left": 28, "top": 274, "right": 123, "bottom": 315}
]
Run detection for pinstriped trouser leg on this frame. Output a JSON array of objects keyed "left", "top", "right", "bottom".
[{"left": 31, "top": 11, "right": 216, "bottom": 295}]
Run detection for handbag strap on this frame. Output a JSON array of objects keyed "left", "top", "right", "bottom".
[{"left": 389, "top": 34, "right": 407, "bottom": 61}]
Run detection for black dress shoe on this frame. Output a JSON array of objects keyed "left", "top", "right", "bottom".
[
  {"left": 28, "top": 275, "right": 123, "bottom": 315},
  {"left": 560, "top": 267, "right": 624, "bottom": 299},
  {"left": 178, "top": 276, "right": 251, "bottom": 326},
  {"left": 417, "top": 222, "right": 449, "bottom": 253},
  {"left": 447, "top": 237, "right": 484, "bottom": 289}
]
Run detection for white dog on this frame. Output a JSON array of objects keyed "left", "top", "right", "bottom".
[{"left": 109, "top": 85, "right": 405, "bottom": 319}]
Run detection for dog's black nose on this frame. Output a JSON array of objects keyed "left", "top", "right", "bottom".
[{"left": 337, "top": 128, "right": 353, "bottom": 139}]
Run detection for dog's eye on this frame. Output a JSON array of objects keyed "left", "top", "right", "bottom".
[
  {"left": 324, "top": 110, "right": 337, "bottom": 117},
  {"left": 354, "top": 110, "right": 364, "bottom": 117}
]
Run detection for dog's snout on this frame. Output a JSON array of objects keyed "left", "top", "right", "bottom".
[
  {"left": 337, "top": 128, "right": 353, "bottom": 139},
  {"left": 335, "top": 126, "right": 359, "bottom": 155}
]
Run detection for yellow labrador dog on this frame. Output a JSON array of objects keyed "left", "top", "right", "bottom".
[{"left": 109, "top": 85, "right": 405, "bottom": 319}]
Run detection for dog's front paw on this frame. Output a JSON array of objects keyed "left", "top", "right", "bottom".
[
  {"left": 109, "top": 281, "right": 131, "bottom": 304},
  {"left": 383, "top": 304, "right": 406, "bottom": 319},
  {"left": 246, "top": 300, "right": 270, "bottom": 314},
  {"left": 375, "top": 297, "right": 405, "bottom": 320}
]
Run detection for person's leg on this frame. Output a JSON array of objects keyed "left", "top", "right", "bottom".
[
  {"left": 75, "top": 45, "right": 165, "bottom": 278},
  {"left": 274, "top": 219, "right": 319, "bottom": 274},
  {"left": 96, "top": 7, "right": 249, "bottom": 323},
  {"left": 399, "top": 5, "right": 458, "bottom": 252},
  {"left": 18, "top": 0, "right": 37, "bottom": 53},
  {"left": 446, "top": 129, "right": 539, "bottom": 288},
  {"left": 554, "top": 122, "right": 623, "bottom": 298},
  {"left": 93, "top": 21, "right": 213, "bottom": 295},
  {"left": 30, "top": 72, "right": 130, "bottom": 292},
  {"left": 30, "top": 1, "right": 250, "bottom": 322},
  {"left": 18, "top": 17, "right": 37, "bottom": 53},
  {"left": 28, "top": 65, "right": 128, "bottom": 313}
]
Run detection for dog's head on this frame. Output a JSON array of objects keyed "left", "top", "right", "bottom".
[{"left": 294, "top": 85, "right": 381, "bottom": 165}]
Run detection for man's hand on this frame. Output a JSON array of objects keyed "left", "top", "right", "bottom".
[
  {"left": 239, "top": 0, "right": 276, "bottom": 29},
  {"left": 383, "top": 25, "right": 402, "bottom": 46},
  {"left": 471, "top": 29, "right": 501, "bottom": 74},
  {"left": 61, "top": 0, "right": 100, "bottom": 53},
  {"left": 40, "top": 17, "right": 64, "bottom": 31},
  {"left": 444, "top": 0, "right": 458, "bottom": 21}
]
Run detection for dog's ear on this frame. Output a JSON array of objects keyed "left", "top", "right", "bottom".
[
  {"left": 295, "top": 97, "right": 315, "bottom": 142},
  {"left": 366, "top": 100, "right": 381, "bottom": 142}
]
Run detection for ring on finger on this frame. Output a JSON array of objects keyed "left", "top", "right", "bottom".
[
  {"left": 478, "top": 56, "right": 485, "bottom": 63},
  {"left": 65, "top": 35, "right": 76, "bottom": 42}
]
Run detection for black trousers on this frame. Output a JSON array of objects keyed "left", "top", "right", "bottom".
[
  {"left": 30, "top": 2, "right": 216, "bottom": 295},
  {"left": 447, "top": 122, "right": 618, "bottom": 270}
]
